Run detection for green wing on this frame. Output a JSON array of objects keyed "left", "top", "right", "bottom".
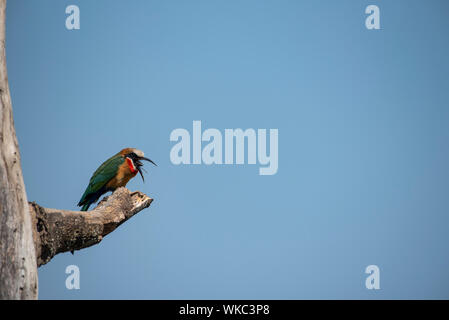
[{"left": 78, "top": 154, "right": 124, "bottom": 206}]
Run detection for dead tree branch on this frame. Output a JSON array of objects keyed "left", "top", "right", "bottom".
[{"left": 28, "top": 188, "right": 153, "bottom": 267}]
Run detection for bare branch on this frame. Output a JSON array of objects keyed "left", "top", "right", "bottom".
[{"left": 28, "top": 188, "right": 153, "bottom": 267}]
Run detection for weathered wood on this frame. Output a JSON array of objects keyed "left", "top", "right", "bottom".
[
  {"left": 29, "top": 188, "right": 153, "bottom": 267},
  {"left": 0, "top": 0, "right": 38, "bottom": 300}
]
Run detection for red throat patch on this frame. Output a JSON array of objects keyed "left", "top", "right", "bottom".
[{"left": 126, "top": 157, "right": 137, "bottom": 173}]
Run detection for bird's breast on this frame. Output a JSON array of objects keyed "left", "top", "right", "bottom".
[{"left": 105, "top": 159, "right": 138, "bottom": 189}]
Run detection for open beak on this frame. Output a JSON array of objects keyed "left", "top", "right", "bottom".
[
  {"left": 140, "top": 157, "right": 157, "bottom": 167},
  {"left": 135, "top": 157, "right": 157, "bottom": 182}
]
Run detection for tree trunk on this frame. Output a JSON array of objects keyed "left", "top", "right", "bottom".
[{"left": 0, "top": 0, "right": 39, "bottom": 300}]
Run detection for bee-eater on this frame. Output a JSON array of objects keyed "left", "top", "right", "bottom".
[{"left": 78, "top": 148, "right": 156, "bottom": 211}]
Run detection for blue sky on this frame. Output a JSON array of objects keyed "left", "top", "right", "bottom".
[{"left": 6, "top": 0, "right": 449, "bottom": 299}]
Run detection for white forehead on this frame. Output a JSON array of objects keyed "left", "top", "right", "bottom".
[{"left": 131, "top": 149, "right": 144, "bottom": 157}]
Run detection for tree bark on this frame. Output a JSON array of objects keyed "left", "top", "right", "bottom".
[{"left": 0, "top": 0, "right": 38, "bottom": 300}]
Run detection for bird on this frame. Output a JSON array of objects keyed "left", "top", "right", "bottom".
[{"left": 77, "top": 148, "right": 156, "bottom": 211}]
